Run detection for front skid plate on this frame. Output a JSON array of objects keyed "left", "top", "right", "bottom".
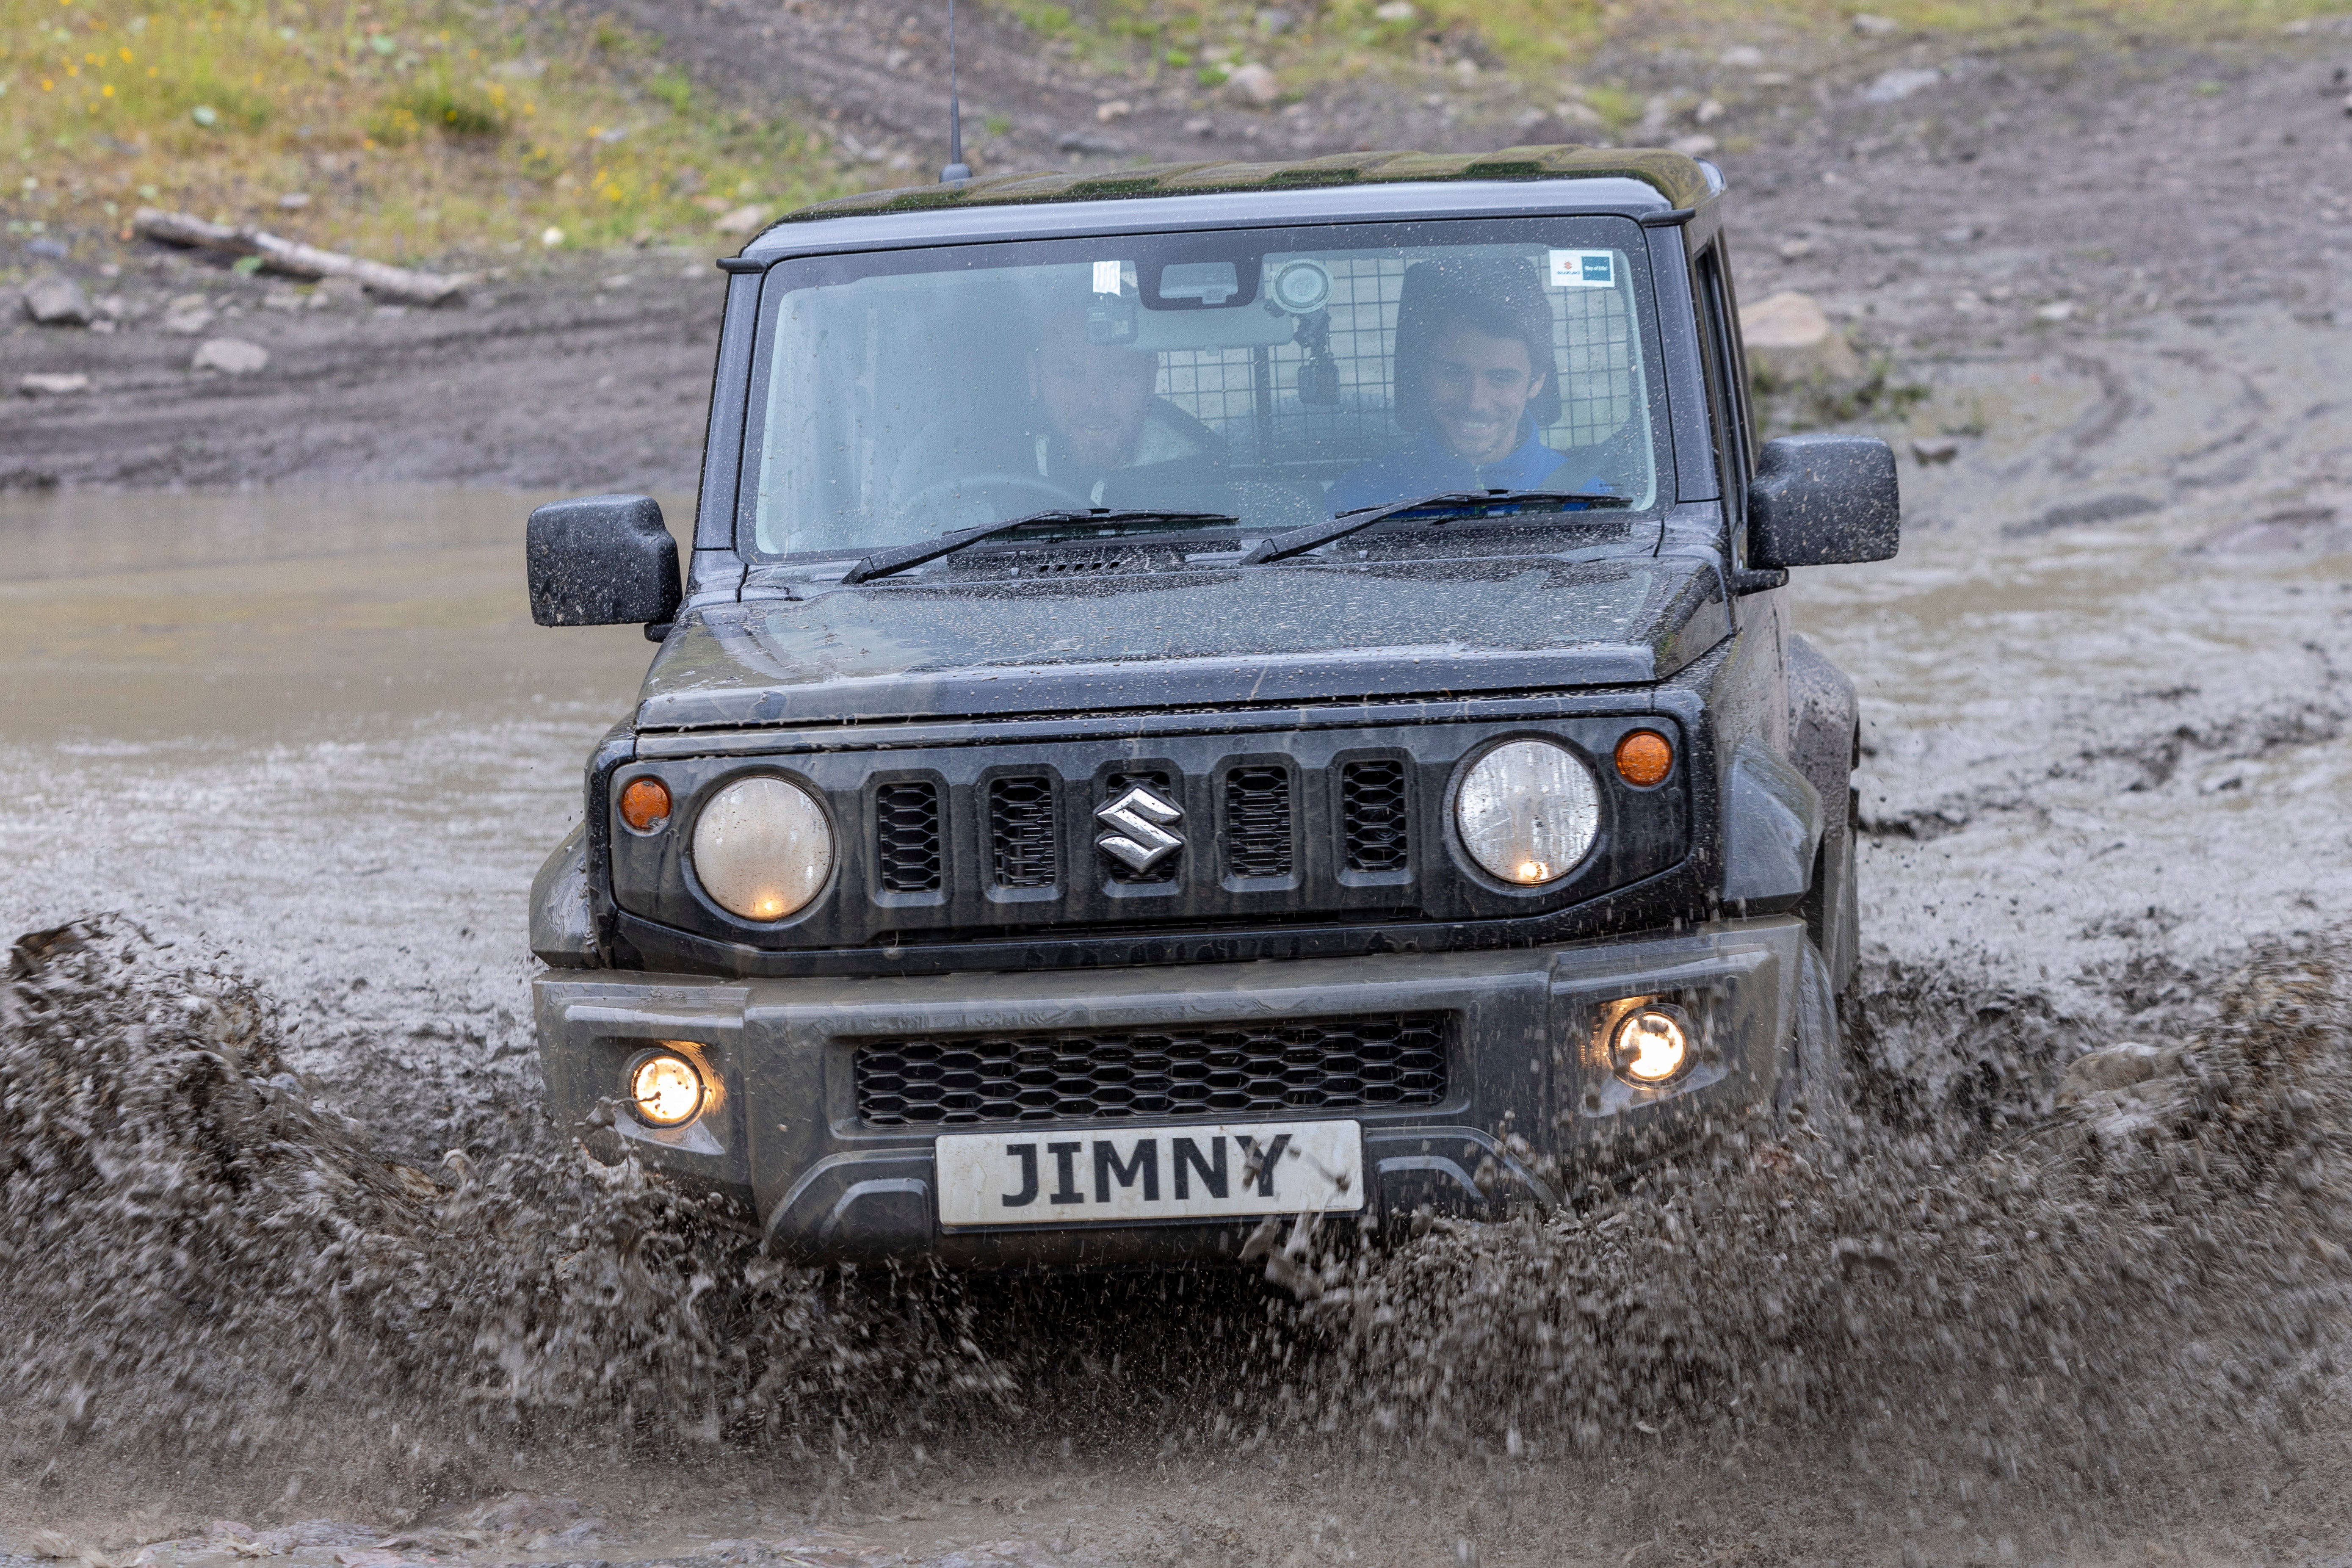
[{"left": 530, "top": 916, "right": 1806, "bottom": 1267}]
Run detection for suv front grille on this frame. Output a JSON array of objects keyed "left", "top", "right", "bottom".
[
  {"left": 1340, "top": 760, "right": 1410, "bottom": 872},
  {"left": 988, "top": 777, "right": 1058, "bottom": 889},
  {"left": 854, "top": 1014, "right": 1451, "bottom": 1126},
  {"left": 1224, "top": 766, "right": 1293, "bottom": 879},
  {"left": 874, "top": 782, "right": 944, "bottom": 893}
]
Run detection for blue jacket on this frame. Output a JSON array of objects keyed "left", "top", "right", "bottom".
[{"left": 1327, "top": 425, "right": 1610, "bottom": 517}]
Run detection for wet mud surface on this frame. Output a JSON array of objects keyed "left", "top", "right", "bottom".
[
  {"left": 0, "top": 261, "right": 725, "bottom": 494},
  {"left": 8, "top": 22, "right": 2352, "bottom": 1568}
]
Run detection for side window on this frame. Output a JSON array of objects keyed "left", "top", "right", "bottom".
[
  {"left": 1703, "top": 245, "right": 1759, "bottom": 463},
  {"left": 1689, "top": 242, "right": 1752, "bottom": 556}
]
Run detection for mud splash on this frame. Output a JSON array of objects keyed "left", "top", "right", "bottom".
[
  {"left": 1278, "top": 937, "right": 2352, "bottom": 1551},
  {"left": 11, "top": 912, "right": 2352, "bottom": 1549},
  {"left": 0, "top": 919, "right": 1004, "bottom": 1515}
]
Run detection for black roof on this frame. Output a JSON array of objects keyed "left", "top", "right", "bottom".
[{"left": 774, "top": 144, "right": 1714, "bottom": 228}]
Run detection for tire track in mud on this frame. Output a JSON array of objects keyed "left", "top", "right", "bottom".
[{"left": 1858, "top": 677, "right": 2352, "bottom": 845}]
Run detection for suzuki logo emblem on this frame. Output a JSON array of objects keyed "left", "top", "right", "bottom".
[{"left": 1094, "top": 783, "right": 1183, "bottom": 872}]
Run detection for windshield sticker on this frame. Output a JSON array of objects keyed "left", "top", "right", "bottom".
[
  {"left": 1549, "top": 250, "right": 1617, "bottom": 289},
  {"left": 1092, "top": 259, "right": 1125, "bottom": 295}
]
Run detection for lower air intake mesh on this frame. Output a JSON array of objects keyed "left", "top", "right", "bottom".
[{"left": 855, "top": 1014, "right": 1450, "bottom": 1126}]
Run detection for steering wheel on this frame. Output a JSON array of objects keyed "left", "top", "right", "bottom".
[{"left": 900, "top": 472, "right": 1092, "bottom": 522}]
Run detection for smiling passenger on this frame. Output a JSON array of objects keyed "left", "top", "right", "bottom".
[{"left": 1329, "top": 258, "right": 1611, "bottom": 515}]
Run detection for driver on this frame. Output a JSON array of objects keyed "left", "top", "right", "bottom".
[
  {"left": 1328, "top": 257, "right": 1610, "bottom": 515},
  {"left": 1018, "top": 301, "right": 1225, "bottom": 507},
  {"left": 887, "top": 294, "right": 1227, "bottom": 522}
]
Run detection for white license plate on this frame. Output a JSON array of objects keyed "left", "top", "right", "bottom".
[{"left": 934, "top": 1121, "right": 1364, "bottom": 1229}]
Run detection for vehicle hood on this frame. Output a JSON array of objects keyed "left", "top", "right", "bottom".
[{"left": 634, "top": 553, "right": 1729, "bottom": 730}]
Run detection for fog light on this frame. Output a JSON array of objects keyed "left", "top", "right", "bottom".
[
  {"left": 628, "top": 1049, "right": 706, "bottom": 1126},
  {"left": 1611, "top": 1006, "right": 1690, "bottom": 1085}
]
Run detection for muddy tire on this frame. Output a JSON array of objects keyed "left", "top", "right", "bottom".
[
  {"left": 1779, "top": 937, "right": 1855, "bottom": 1148},
  {"left": 1799, "top": 783, "right": 1861, "bottom": 996}
]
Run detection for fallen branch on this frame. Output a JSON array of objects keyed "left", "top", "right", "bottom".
[{"left": 133, "top": 207, "right": 475, "bottom": 306}]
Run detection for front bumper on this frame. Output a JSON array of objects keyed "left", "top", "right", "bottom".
[{"left": 533, "top": 915, "right": 1808, "bottom": 1267}]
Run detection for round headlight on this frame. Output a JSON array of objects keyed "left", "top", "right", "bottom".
[
  {"left": 1455, "top": 738, "right": 1600, "bottom": 885},
  {"left": 691, "top": 776, "right": 834, "bottom": 921}
]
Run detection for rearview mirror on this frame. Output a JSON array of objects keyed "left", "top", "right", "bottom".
[
  {"left": 526, "top": 494, "right": 681, "bottom": 628},
  {"left": 1747, "top": 434, "right": 1901, "bottom": 569}
]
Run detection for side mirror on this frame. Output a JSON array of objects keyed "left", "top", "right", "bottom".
[
  {"left": 1747, "top": 434, "right": 1901, "bottom": 569},
  {"left": 526, "top": 494, "right": 682, "bottom": 628}
]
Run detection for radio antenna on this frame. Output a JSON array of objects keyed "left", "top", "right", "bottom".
[{"left": 940, "top": 0, "right": 971, "bottom": 183}]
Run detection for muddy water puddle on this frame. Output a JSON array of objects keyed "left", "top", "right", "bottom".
[
  {"left": 0, "top": 486, "right": 684, "bottom": 1161},
  {"left": 1799, "top": 515, "right": 2352, "bottom": 984},
  {"left": 1788, "top": 322, "right": 2352, "bottom": 1027},
  {"left": 0, "top": 486, "right": 684, "bottom": 741}
]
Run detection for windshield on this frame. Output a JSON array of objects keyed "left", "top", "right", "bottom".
[{"left": 742, "top": 216, "right": 1667, "bottom": 561}]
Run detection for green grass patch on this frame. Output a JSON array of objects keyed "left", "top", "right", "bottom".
[
  {"left": 998, "top": 0, "right": 1076, "bottom": 38},
  {"left": 1578, "top": 83, "right": 1639, "bottom": 128},
  {"left": 2, "top": 0, "right": 857, "bottom": 260},
  {"left": 645, "top": 67, "right": 694, "bottom": 116},
  {"left": 160, "top": 72, "right": 273, "bottom": 133},
  {"left": 369, "top": 75, "right": 508, "bottom": 144}
]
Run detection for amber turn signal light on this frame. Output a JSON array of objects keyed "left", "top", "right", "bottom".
[
  {"left": 1614, "top": 730, "right": 1673, "bottom": 788},
  {"left": 619, "top": 777, "right": 672, "bottom": 832}
]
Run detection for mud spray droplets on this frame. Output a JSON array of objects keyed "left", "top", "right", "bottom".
[{"left": 8, "top": 917, "right": 2352, "bottom": 1557}]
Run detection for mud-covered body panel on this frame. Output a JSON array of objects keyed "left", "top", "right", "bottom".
[{"left": 633, "top": 552, "right": 1728, "bottom": 731}]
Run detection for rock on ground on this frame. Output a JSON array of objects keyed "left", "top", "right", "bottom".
[
  {"left": 21, "top": 275, "right": 92, "bottom": 327},
  {"left": 713, "top": 203, "right": 769, "bottom": 236},
  {"left": 1863, "top": 67, "right": 1942, "bottom": 103},
  {"left": 2054, "top": 1040, "right": 2168, "bottom": 1105},
  {"left": 1223, "top": 63, "right": 1280, "bottom": 106},
  {"left": 1738, "top": 290, "right": 1858, "bottom": 380},
  {"left": 16, "top": 373, "right": 91, "bottom": 396},
  {"left": 192, "top": 338, "right": 270, "bottom": 375},
  {"left": 161, "top": 295, "right": 218, "bottom": 335}
]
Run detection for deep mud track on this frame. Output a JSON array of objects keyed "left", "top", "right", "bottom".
[{"left": 6, "top": 19, "right": 2352, "bottom": 1568}]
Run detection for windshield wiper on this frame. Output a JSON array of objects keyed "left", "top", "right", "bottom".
[
  {"left": 841, "top": 509, "right": 1240, "bottom": 586},
  {"left": 1240, "top": 489, "right": 1631, "bottom": 567}
]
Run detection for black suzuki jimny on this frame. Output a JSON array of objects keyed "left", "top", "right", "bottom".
[{"left": 523, "top": 145, "right": 1899, "bottom": 1268}]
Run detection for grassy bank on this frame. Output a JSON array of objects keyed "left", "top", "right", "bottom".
[{"left": 0, "top": 0, "right": 849, "bottom": 261}]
